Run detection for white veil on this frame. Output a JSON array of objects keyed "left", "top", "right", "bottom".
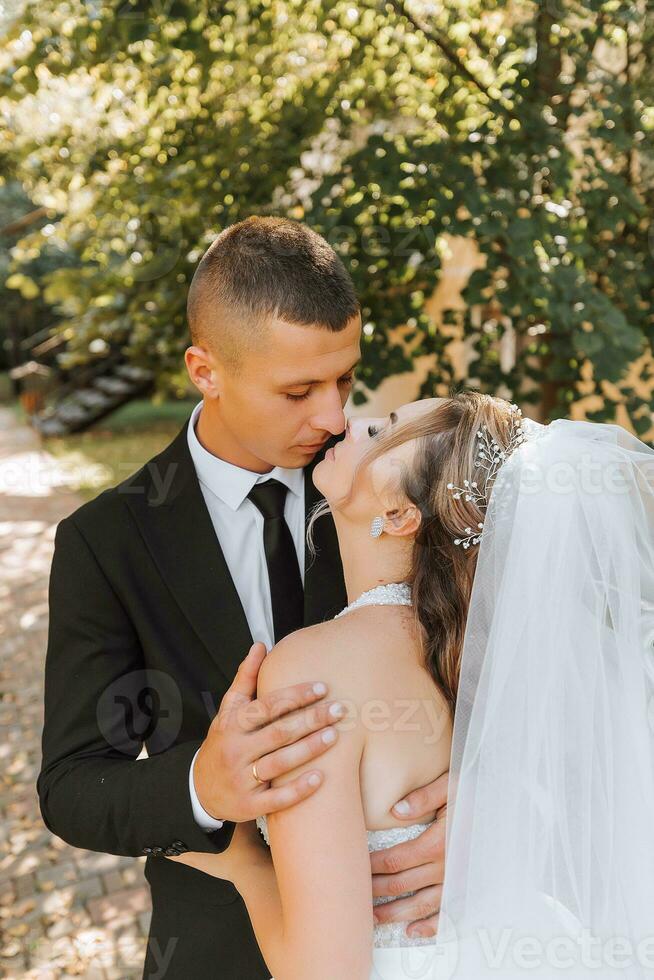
[{"left": 434, "top": 417, "right": 654, "bottom": 979}]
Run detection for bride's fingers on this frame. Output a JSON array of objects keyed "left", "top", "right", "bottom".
[
  {"left": 371, "top": 861, "right": 442, "bottom": 899},
  {"left": 372, "top": 884, "right": 441, "bottom": 927}
]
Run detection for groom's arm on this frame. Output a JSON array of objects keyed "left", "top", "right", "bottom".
[{"left": 37, "top": 515, "right": 234, "bottom": 857}]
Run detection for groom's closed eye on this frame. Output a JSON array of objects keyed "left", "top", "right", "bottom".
[{"left": 285, "top": 372, "right": 355, "bottom": 402}]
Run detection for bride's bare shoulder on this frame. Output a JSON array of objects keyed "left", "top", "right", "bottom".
[
  {"left": 257, "top": 607, "right": 416, "bottom": 699},
  {"left": 257, "top": 618, "right": 351, "bottom": 693}
]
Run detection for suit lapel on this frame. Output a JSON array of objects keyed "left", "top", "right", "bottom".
[
  {"left": 126, "top": 419, "right": 347, "bottom": 686},
  {"left": 125, "top": 421, "right": 253, "bottom": 686}
]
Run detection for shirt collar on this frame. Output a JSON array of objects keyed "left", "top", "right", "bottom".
[{"left": 186, "top": 401, "right": 305, "bottom": 512}]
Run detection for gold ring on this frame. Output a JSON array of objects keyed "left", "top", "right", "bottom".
[{"left": 252, "top": 761, "right": 266, "bottom": 784}]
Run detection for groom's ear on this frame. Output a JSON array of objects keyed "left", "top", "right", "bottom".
[{"left": 185, "top": 345, "right": 221, "bottom": 398}]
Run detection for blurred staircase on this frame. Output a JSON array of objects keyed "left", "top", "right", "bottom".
[
  {"left": 11, "top": 327, "right": 155, "bottom": 436},
  {"left": 34, "top": 361, "right": 155, "bottom": 437}
]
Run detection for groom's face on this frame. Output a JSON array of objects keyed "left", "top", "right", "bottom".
[{"left": 207, "top": 312, "right": 362, "bottom": 469}]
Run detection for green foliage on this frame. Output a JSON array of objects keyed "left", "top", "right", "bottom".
[
  {"left": 0, "top": 178, "right": 65, "bottom": 370},
  {"left": 1, "top": 0, "right": 652, "bottom": 427}
]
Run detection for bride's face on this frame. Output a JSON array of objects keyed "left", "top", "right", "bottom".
[{"left": 313, "top": 398, "right": 441, "bottom": 521}]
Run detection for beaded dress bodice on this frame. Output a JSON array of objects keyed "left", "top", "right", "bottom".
[{"left": 255, "top": 582, "right": 436, "bottom": 949}]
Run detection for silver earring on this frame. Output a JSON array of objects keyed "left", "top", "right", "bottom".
[{"left": 370, "top": 516, "right": 384, "bottom": 538}]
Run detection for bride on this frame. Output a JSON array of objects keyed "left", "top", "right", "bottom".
[{"left": 169, "top": 390, "right": 654, "bottom": 980}]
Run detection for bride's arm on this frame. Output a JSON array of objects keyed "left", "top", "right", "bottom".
[{"left": 234, "top": 631, "right": 373, "bottom": 980}]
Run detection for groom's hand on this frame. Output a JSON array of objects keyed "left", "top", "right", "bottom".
[
  {"left": 193, "top": 642, "right": 344, "bottom": 823},
  {"left": 369, "top": 771, "right": 448, "bottom": 940}
]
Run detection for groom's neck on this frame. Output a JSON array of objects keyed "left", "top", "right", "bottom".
[{"left": 195, "top": 400, "right": 275, "bottom": 474}]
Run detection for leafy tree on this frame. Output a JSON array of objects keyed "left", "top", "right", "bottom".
[
  {"left": 1, "top": 0, "right": 652, "bottom": 433},
  {"left": 0, "top": 176, "right": 63, "bottom": 373}
]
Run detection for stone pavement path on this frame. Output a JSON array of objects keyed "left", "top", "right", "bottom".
[{"left": 0, "top": 407, "right": 150, "bottom": 979}]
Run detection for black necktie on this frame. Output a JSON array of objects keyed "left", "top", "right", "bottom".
[{"left": 247, "top": 478, "right": 304, "bottom": 643}]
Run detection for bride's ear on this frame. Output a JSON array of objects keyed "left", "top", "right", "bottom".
[{"left": 383, "top": 505, "right": 421, "bottom": 537}]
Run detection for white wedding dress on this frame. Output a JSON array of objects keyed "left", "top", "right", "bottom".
[
  {"left": 256, "top": 583, "right": 455, "bottom": 980},
  {"left": 256, "top": 416, "right": 654, "bottom": 979},
  {"left": 434, "top": 417, "right": 654, "bottom": 979}
]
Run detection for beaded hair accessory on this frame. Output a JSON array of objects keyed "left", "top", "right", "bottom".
[{"left": 447, "top": 404, "right": 526, "bottom": 549}]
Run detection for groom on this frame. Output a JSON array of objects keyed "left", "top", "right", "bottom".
[{"left": 38, "top": 217, "right": 447, "bottom": 979}]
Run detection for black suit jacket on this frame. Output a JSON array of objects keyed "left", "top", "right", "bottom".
[{"left": 37, "top": 417, "right": 347, "bottom": 979}]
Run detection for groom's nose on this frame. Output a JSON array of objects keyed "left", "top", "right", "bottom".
[{"left": 309, "top": 388, "right": 348, "bottom": 436}]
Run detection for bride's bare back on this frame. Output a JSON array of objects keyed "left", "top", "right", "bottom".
[{"left": 261, "top": 603, "right": 452, "bottom": 830}]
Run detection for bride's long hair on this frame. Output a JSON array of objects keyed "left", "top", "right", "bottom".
[{"left": 308, "top": 390, "right": 519, "bottom": 718}]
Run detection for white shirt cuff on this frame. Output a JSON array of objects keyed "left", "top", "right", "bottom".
[{"left": 189, "top": 747, "right": 225, "bottom": 832}]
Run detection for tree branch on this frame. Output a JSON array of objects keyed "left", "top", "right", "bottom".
[
  {"left": 0, "top": 207, "right": 48, "bottom": 237},
  {"left": 387, "top": 0, "right": 517, "bottom": 122}
]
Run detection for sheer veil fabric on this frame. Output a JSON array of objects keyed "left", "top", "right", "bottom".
[{"left": 435, "top": 417, "right": 654, "bottom": 979}]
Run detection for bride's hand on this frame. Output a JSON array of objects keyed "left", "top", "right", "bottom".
[{"left": 165, "top": 820, "right": 270, "bottom": 883}]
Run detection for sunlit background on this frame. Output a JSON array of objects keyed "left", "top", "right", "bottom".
[{"left": 1, "top": 1, "right": 653, "bottom": 975}]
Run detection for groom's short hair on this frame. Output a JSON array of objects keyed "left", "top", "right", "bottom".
[{"left": 187, "top": 216, "right": 360, "bottom": 371}]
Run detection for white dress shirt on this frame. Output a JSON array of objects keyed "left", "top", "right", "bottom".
[{"left": 186, "top": 400, "right": 307, "bottom": 830}]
